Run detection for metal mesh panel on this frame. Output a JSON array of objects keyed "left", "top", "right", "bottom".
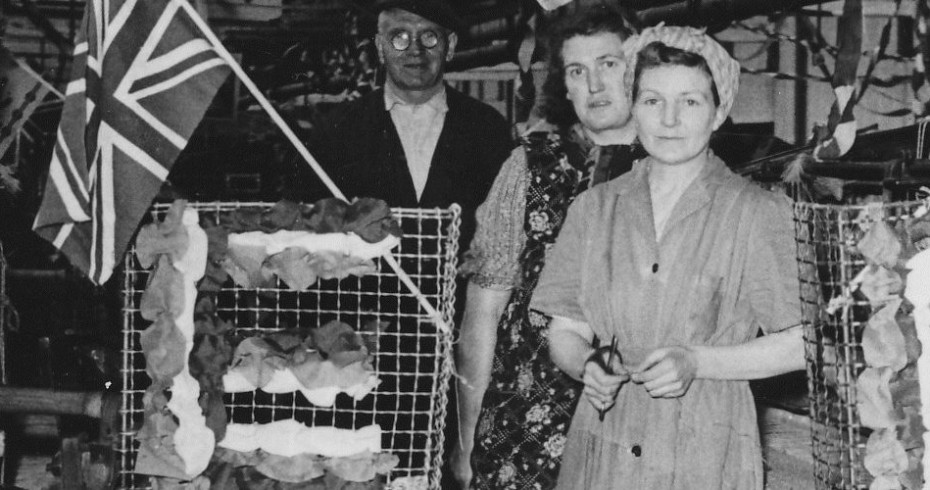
[
  {"left": 0, "top": 240, "right": 7, "bottom": 386},
  {"left": 0, "top": 239, "right": 6, "bottom": 481},
  {"left": 118, "top": 202, "right": 460, "bottom": 490},
  {"left": 794, "top": 199, "right": 925, "bottom": 490}
]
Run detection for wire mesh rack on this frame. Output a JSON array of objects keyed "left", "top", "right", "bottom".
[
  {"left": 794, "top": 199, "right": 925, "bottom": 490},
  {"left": 0, "top": 239, "right": 7, "bottom": 386},
  {"left": 0, "top": 239, "right": 6, "bottom": 480},
  {"left": 117, "top": 201, "right": 461, "bottom": 490}
]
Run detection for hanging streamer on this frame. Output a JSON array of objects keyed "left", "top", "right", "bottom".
[
  {"left": 814, "top": 0, "right": 863, "bottom": 161},
  {"left": 855, "top": 0, "right": 902, "bottom": 110},
  {"left": 913, "top": 0, "right": 930, "bottom": 115},
  {"left": 0, "top": 46, "right": 56, "bottom": 163},
  {"left": 513, "top": 13, "right": 537, "bottom": 130}
]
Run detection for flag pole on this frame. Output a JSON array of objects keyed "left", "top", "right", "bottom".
[
  {"left": 174, "top": 0, "right": 452, "bottom": 335},
  {"left": 11, "top": 56, "right": 64, "bottom": 100}
]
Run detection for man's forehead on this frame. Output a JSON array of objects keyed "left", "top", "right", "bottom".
[{"left": 379, "top": 9, "right": 444, "bottom": 31}]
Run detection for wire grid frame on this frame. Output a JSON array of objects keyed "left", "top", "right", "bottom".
[
  {"left": 794, "top": 199, "right": 925, "bottom": 490},
  {"left": 118, "top": 202, "right": 461, "bottom": 490},
  {"left": 0, "top": 239, "right": 7, "bottom": 386},
  {"left": 0, "top": 240, "right": 6, "bottom": 482}
]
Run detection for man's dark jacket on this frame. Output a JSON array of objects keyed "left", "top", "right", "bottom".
[{"left": 297, "top": 86, "right": 514, "bottom": 251}]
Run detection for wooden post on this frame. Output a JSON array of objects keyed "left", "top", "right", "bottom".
[{"left": 0, "top": 387, "right": 105, "bottom": 417}]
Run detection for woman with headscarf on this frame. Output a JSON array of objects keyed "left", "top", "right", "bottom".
[
  {"left": 530, "top": 24, "right": 805, "bottom": 490},
  {"left": 451, "top": 9, "right": 643, "bottom": 490}
]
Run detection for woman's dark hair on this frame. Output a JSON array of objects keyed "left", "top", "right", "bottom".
[
  {"left": 631, "top": 41, "right": 720, "bottom": 107},
  {"left": 538, "top": 9, "right": 635, "bottom": 129}
]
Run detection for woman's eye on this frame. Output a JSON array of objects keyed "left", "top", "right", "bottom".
[
  {"left": 642, "top": 98, "right": 659, "bottom": 105},
  {"left": 567, "top": 67, "right": 584, "bottom": 78},
  {"left": 685, "top": 99, "right": 700, "bottom": 106},
  {"left": 603, "top": 60, "right": 626, "bottom": 73}
]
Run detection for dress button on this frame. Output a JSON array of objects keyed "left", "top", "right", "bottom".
[
  {"left": 631, "top": 444, "right": 642, "bottom": 457},
  {"left": 652, "top": 263, "right": 659, "bottom": 273}
]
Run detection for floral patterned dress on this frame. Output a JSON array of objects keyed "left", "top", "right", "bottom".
[{"left": 466, "top": 126, "right": 642, "bottom": 490}]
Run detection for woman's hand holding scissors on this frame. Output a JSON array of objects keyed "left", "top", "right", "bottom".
[{"left": 583, "top": 336, "right": 628, "bottom": 420}]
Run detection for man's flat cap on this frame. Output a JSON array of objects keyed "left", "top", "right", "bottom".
[{"left": 375, "top": 0, "right": 466, "bottom": 32}]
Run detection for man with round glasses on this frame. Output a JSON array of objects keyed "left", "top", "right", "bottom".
[
  {"left": 376, "top": 5, "right": 451, "bottom": 105},
  {"left": 299, "top": 0, "right": 513, "bottom": 259},
  {"left": 388, "top": 29, "right": 440, "bottom": 51},
  {"left": 294, "top": 0, "right": 512, "bottom": 484}
]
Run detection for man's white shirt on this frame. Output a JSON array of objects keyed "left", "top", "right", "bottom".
[{"left": 384, "top": 84, "right": 449, "bottom": 201}]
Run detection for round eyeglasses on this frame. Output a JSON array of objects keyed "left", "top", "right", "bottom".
[{"left": 389, "top": 30, "right": 441, "bottom": 51}]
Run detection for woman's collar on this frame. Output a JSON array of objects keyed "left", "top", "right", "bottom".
[{"left": 642, "top": 150, "right": 730, "bottom": 186}]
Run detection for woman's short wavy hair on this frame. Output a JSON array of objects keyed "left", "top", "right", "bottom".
[{"left": 538, "top": 9, "right": 636, "bottom": 129}]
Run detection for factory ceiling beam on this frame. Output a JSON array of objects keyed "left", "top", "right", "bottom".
[
  {"left": 2, "top": 0, "right": 73, "bottom": 52},
  {"left": 636, "top": 0, "right": 830, "bottom": 30}
]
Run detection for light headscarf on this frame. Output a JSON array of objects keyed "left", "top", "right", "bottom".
[{"left": 623, "top": 23, "right": 741, "bottom": 118}]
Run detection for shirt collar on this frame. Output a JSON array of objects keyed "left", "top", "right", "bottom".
[
  {"left": 384, "top": 82, "right": 448, "bottom": 112},
  {"left": 611, "top": 149, "right": 731, "bottom": 196}
]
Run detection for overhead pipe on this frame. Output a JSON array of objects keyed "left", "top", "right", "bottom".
[
  {"left": 468, "top": 16, "right": 517, "bottom": 42},
  {"left": 0, "top": 386, "right": 116, "bottom": 418},
  {"left": 462, "top": 1, "right": 519, "bottom": 26},
  {"left": 3, "top": 0, "right": 74, "bottom": 52},
  {"left": 447, "top": 0, "right": 830, "bottom": 73},
  {"left": 621, "top": 0, "right": 682, "bottom": 9},
  {"left": 8, "top": 268, "right": 70, "bottom": 281},
  {"left": 448, "top": 43, "right": 512, "bottom": 72},
  {"left": 267, "top": 80, "right": 318, "bottom": 100},
  {"left": 452, "top": 6, "right": 525, "bottom": 72},
  {"left": 636, "top": 0, "right": 829, "bottom": 30}
]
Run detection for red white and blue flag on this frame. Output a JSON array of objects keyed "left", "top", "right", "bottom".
[{"left": 33, "top": 0, "right": 230, "bottom": 284}]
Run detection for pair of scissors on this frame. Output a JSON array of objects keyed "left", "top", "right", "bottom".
[{"left": 597, "top": 335, "right": 620, "bottom": 422}]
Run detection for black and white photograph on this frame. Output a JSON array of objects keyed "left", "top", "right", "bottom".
[{"left": 2, "top": 1, "right": 930, "bottom": 489}]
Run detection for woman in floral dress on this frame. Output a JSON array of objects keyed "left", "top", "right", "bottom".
[{"left": 449, "top": 9, "right": 642, "bottom": 490}]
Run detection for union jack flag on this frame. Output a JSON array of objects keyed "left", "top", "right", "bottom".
[{"left": 33, "top": 0, "right": 230, "bottom": 284}]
